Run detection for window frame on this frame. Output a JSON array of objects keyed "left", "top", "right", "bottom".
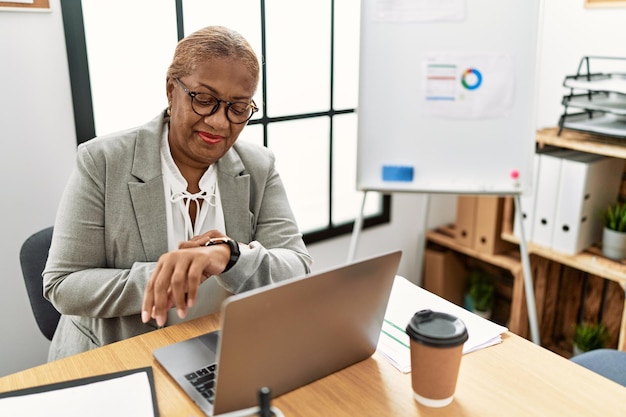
[{"left": 59, "top": 0, "right": 390, "bottom": 245}]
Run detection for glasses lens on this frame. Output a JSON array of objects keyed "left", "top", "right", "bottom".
[
  {"left": 228, "top": 102, "right": 254, "bottom": 123},
  {"left": 192, "top": 93, "right": 219, "bottom": 115}
]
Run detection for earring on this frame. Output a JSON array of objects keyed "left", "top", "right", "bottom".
[{"left": 167, "top": 102, "right": 172, "bottom": 116}]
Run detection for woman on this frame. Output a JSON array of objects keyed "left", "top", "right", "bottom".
[{"left": 43, "top": 26, "right": 312, "bottom": 361}]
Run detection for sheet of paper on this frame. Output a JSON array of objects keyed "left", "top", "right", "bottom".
[
  {"left": 0, "top": 369, "right": 157, "bottom": 417},
  {"left": 420, "top": 53, "right": 515, "bottom": 119},
  {"left": 370, "top": 0, "right": 466, "bottom": 22},
  {"left": 377, "top": 276, "right": 508, "bottom": 373}
]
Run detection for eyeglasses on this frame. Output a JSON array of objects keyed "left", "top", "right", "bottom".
[{"left": 174, "top": 78, "right": 258, "bottom": 124}]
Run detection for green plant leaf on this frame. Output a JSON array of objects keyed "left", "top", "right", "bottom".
[
  {"left": 467, "top": 270, "right": 495, "bottom": 312},
  {"left": 573, "top": 323, "right": 609, "bottom": 352},
  {"left": 605, "top": 202, "right": 626, "bottom": 231}
]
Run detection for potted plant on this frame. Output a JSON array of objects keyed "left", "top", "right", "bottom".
[
  {"left": 572, "top": 322, "right": 609, "bottom": 356},
  {"left": 465, "top": 270, "right": 495, "bottom": 319},
  {"left": 602, "top": 202, "right": 626, "bottom": 260}
]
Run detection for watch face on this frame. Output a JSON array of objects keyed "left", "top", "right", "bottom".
[{"left": 206, "top": 237, "right": 230, "bottom": 246}]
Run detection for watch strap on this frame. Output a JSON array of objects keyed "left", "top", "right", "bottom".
[{"left": 205, "top": 238, "right": 240, "bottom": 272}]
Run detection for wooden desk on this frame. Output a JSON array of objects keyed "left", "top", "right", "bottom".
[{"left": 1, "top": 314, "right": 624, "bottom": 416}]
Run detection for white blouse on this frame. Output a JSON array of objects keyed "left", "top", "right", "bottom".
[{"left": 160, "top": 126, "right": 232, "bottom": 325}]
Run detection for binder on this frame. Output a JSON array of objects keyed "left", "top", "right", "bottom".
[
  {"left": 473, "top": 196, "right": 515, "bottom": 255},
  {"left": 515, "top": 145, "right": 570, "bottom": 242},
  {"left": 0, "top": 367, "right": 158, "bottom": 417},
  {"left": 551, "top": 154, "right": 624, "bottom": 255},
  {"left": 455, "top": 195, "right": 477, "bottom": 248},
  {"left": 514, "top": 153, "right": 541, "bottom": 241},
  {"left": 530, "top": 149, "right": 581, "bottom": 248}
]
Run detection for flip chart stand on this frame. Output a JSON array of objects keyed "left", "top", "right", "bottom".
[{"left": 347, "top": 191, "right": 541, "bottom": 346}]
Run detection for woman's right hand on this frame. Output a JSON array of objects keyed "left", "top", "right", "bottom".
[{"left": 141, "top": 237, "right": 232, "bottom": 327}]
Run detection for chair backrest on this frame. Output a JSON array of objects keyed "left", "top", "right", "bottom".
[
  {"left": 19, "top": 226, "right": 60, "bottom": 341},
  {"left": 570, "top": 348, "right": 626, "bottom": 387}
]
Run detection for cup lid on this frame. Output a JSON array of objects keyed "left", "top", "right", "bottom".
[{"left": 405, "top": 309, "right": 468, "bottom": 348}]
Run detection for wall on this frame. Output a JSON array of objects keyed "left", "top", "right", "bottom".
[
  {"left": 534, "top": 1, "right": 626, "bottom": 129},
  {"left": 0, "top": 0, "right": 76, "bottom": 376},
  {"left": 1, "top": 0, "right": 625, "bottom": 377}
]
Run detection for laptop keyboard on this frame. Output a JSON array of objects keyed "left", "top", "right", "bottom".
[{"left": 185, "top": 363, "right": 217, "bottom": 403}]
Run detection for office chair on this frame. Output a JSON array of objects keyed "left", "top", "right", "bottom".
[
  {"left": 19, "top": 226, "right": 60, "bottom": 341},
  {"left": 570, "top": 348, "right": 626, "bottom": 387}
]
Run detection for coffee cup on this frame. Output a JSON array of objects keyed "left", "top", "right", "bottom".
[{"left": 405, "top": 309, "right": 468, "bottom": 407}]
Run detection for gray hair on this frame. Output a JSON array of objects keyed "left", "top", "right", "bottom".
[{"left": 166, "top": 26, "right": 260, "bottom": 91}]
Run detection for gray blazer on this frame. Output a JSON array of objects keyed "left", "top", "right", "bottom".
[{"left": 43, "top": 111, "right": 312, "bottom": 361}]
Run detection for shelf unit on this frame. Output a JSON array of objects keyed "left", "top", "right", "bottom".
[
  {"left": 426, "top": 128, "right": 626, "bottom": 356},
  {"left": 537, "top": 127, "right": 626, "bottom": 158},
  {"left": 426, "top": 226, "right": 529, "bottom": 338},
  {"left": 528, "top": 129, "right": 626, "bottom": 354}
]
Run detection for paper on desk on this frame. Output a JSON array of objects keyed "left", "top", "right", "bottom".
[
  {"left": 0, "top": 368, "right": 157, "bottom": 417},
  {"left": 377, "top": 276, "right": 508, "bottom": 373}
]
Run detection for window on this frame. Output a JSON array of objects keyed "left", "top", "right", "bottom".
[{"left": 60, "top": 0, "right": 390, "bottom": 244}]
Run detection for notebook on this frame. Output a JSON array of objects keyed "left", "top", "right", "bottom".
[{"left": 153, "top": 250, "right": 402, "bottom": 416}]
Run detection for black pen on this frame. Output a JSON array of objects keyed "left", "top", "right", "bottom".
[{"left": 258, "top": 386, "right": 272, "bottom": 417}]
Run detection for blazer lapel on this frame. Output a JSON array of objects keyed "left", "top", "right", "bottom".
[
  {"left": 218, "top": 150, "right": 252, "bottom": 243},
  {"left": 129, "top": 113, "right": 169, "bottom": 260}
]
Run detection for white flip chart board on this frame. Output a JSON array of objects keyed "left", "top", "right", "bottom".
[{"left": 356, "top": 0, "right": 541, "bottom": 195}]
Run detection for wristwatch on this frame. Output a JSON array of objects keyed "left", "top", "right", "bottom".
[{"left": 205, "top": 237, "right": 240, "bottom": 272}]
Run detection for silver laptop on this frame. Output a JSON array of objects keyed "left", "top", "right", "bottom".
[{"left": 153, "top": 250, "right": 402, "bottom": 416}]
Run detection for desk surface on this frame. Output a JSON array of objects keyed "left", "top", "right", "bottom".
[{"left": 1, "top": 313, "right": 625, "bottom": 416}]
